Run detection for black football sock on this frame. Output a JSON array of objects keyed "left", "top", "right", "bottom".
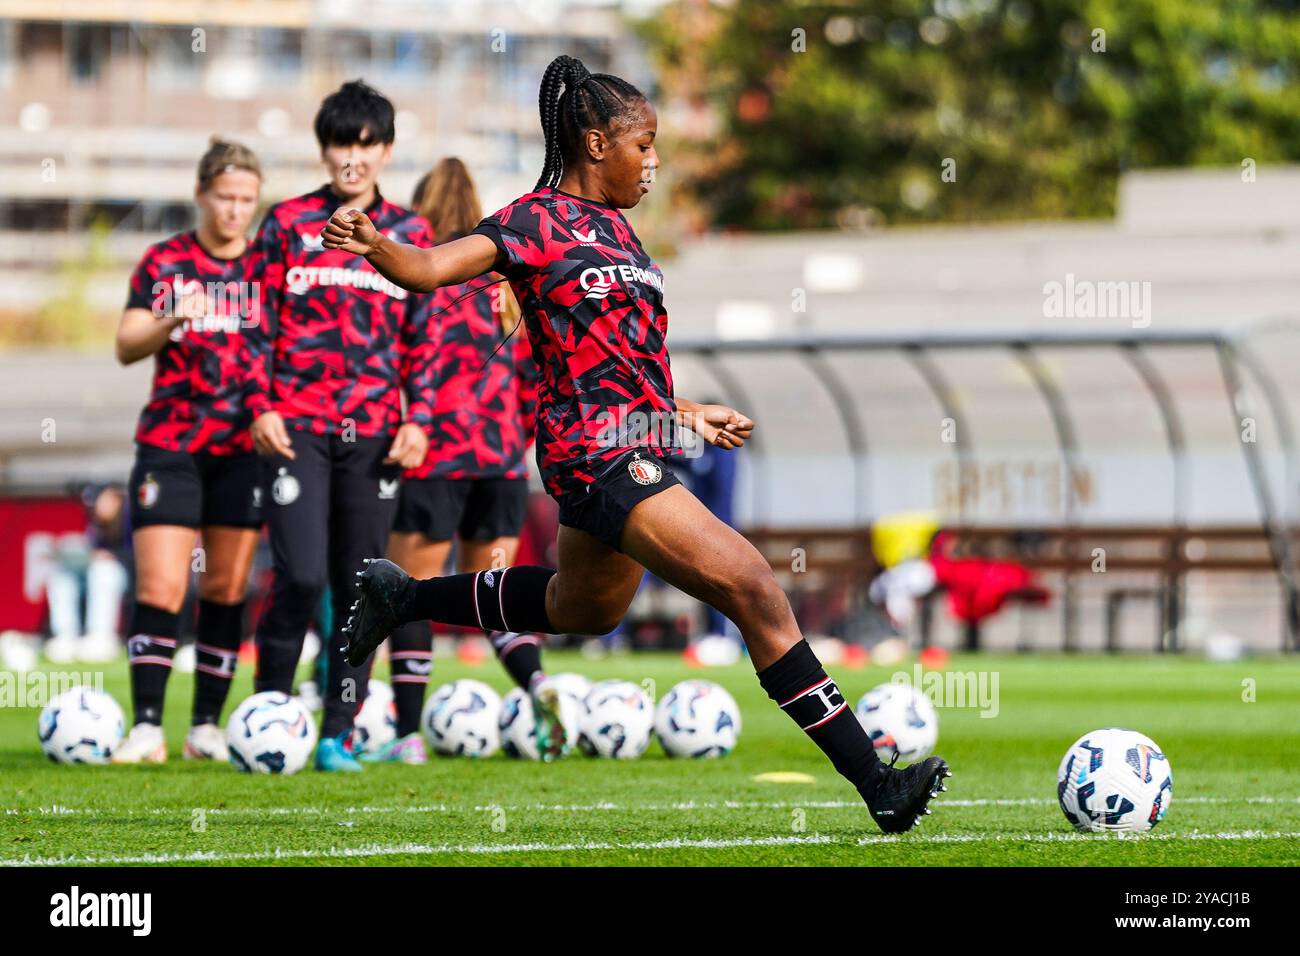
[
  {"left": 401, "top": 566, "right": 557, "bottom": 633},
  {"left": 127, "top": 603, "right": 179, "bottom": 726},
  {"left": 389, "top": 621, "right": 433, "bottom": 737},
  {"left": 490, "top": 631, "right": 544, "bottom": 690},
  {"left": 757, "top": 639, "right": 882, "bottom": 797},
  {"left": 192, "top": 599, "right": 244, "bottom": 727}
]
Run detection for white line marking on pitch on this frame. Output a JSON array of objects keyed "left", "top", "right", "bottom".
[
  {"left": 5, "top": 830, "right": 1298, "bottom": 867},
  {"left": 0, "top": 834, "right": 836, "bottom": 866},
  {"left": 5, "top": 795, "right": 1297, "bottom": 818},
  {"left": 856, "top": 829, "right": 1300, "bottom": 845}
]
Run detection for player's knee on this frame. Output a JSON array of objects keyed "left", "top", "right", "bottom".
[
  {"left": 135, "top": 582, "right": 185, "bottom": 614},
  {"left": 589, "top": 608, "right": 626, "bottom": 635},
  {"left": 570, "top": 609, "right": 625, "bottom": 636},
  {"left": 197, "top": 572, "right": 246, "bottom": 605},
  {"left": 275, "top": 572, "right": 325, "bottom": 606},
  {"left": 554, "top": 596, "right": 624, "bottom": 635},
  {"left": 717, "top": 560, "right": 790, "bottom": 630},
  {"left": 196, "top": 574, "right": 244, "bottom": 606}
]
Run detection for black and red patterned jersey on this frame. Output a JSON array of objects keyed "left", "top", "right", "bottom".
[
  {"left": 471, "top": 187, "right": 679, "bottom": 497},
  {"left": 246, "top": 184, "right": 438, "bottom": 439},
  {"left": 404, "top": 275, "right": 538, "bottom": 481},
  {"left": 125, "top": 231, "right": 258, "bottom": 456}
]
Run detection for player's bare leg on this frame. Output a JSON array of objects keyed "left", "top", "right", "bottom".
[
  {"left": 543, "top": 526, "right": 645, "bottom": 633},
  {"left": 388, "top": 532, "right": 452, "bottom": 580},
  {"left": 458, "top": 536, "right": 518, "bottom": 574},
  {"left": 454, "top": 535, "right": 569, "bottom": 758},
  {"left": 619, "top": 484, "right": 950, "bottom": 832},
  {"left": 343, "top": 483, "right": 946, "bottom": 828},
  {"left": 113, "top": 525, "right": 196, "bottom": 764},
  {"left": 133, "top": 525, "right": 196, "bottom": 613}
]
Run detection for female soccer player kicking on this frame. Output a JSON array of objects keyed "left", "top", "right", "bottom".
[
  {"left": 326, "top": 56, "right": 949, "bottom": 831},
  {"left": 112, "top": 139, "right": 265, "bottom": 763},
  {"left": 365, "top": 158, "right": 542, "bottom": 764}
]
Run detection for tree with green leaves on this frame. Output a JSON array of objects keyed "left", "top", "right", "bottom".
[{"left": 636, "top": 0, "right": 1300, "bottom": 231}]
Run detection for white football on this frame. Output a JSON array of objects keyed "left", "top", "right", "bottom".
[
  {"left": 422, "top": 679, "right": 501, "bottom": 757},
  {"left": 854, "top": 682, "right": 939, "bottom": 765},
  {"left": 38, "top": 687, "right": 125, "bottom": 764},
  {"left": 549, "top": 671, "right": 594, "bottom": 705},
  {"left": 1057, "top": 728, "right": 1173, "bottom": 833},
  {"left": 578, "top": 679, "right": 654, "bottom": 759},
  {"left": 654, "top": 679, "right": 742, "bottom": 758},
  {"left": 351, "top": 680, "right": 398, "bottom": 754},
  {"left": 499, "top": 685, "right": 580, "bottom": 759},
  {"left": 548, "top": 672, "right": 593, "bottom": 741},
  {"left": 226, "top": 691, "right": 317, "bottom": 775}
]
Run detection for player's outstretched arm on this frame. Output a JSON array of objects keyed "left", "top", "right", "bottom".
[
  {"left": 321, "top": 207, "right": 500, "bottom": 294},
  {"left": 675, "top": 397, "right": 755, "bottom": 450}
]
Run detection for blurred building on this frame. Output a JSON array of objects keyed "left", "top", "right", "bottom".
[{"left": 0, "top": 0, "right": 657, "bottom": 316}]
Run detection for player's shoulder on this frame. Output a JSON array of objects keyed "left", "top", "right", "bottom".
[
  {"left": 264, "top": 185, "right": 334, "bottom": 226},
  {"left": 483, "top": 188, "right": 592, "bottom": 238},
  {"left": 515, "top": 187, "right": 626, "bottom": 227},
  {"left": 486, "top": 187, "right": 560, "bottom": 220},
  {"left": 135, "top": 230, "right": 197, "bottom": 270}
]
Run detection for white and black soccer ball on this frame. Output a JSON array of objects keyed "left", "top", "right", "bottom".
[
  {"left": 422, "top": 679, "right": 501, "bottom": 757},
  {"left": 578, "top": 679, "right": 654, "bottom": 759},
  {"left": 226, "top": 691, "right": 317, "bottom": 775},
  {"left": 549, "top": 672, "right": 594, "bottom": 708},
  {"left": 654, "top": 679, "right": 742, "bottom": 758},
  {"left": 854, "top": 682, "right": 939, "bottom": 765},
  {"left": 499, "top": 685, "right": 580, "bottom": 760},
  {"left": 38, "top": 687, "right": 125, "bottom": 764},
  {"left": 1057, "top": 728, "right": 1173, "bottom": 833},
  {"left": 350, "top": 680, "right": 398, "bottom": 754}
]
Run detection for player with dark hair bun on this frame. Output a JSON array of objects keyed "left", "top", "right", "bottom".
[{"left": 324, "top": 56, "right": 950, "bottom": 830}]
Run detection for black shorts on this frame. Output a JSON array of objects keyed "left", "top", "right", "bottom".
[
  {"left": 556, "top": 450, "right": 682, "bottom": 552},
  {"left": 393, "top": 477, "right": 529, "bottom": 542},
  {"left": 128, "top": 443, "right": 263, "bottom": 530}
]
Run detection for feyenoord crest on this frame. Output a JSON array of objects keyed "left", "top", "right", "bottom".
[
  {"left": 272, "top": 468, "right": 300, "bottom": 505},
  {"left": 627, "top": 453, "right": 663, "bottom": 486},
  {"left": 137, "top": 473, "right": 160, "bottom": 510}
]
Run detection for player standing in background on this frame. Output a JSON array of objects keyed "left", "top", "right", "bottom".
[
  {"left": 246, "top": 81, "right": 436, "bottom": 772},
  {"left": 364, "top": 158, "right": 543, "bottom": 765},
  {"left": 327, "top": 56, "right": 950, "bottom": 831},
  {"left": 111, "top": 139, "right": 264, "bottom": 763}
]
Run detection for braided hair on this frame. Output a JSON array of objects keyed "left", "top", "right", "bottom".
[{"left": 535, "top": 55, "right": 647, "bottom": 191}]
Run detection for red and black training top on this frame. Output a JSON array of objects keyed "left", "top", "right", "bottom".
[
  {"left": 246, "top": 185, "right": 438, "bottom": 438},
  {"left": 125, "top": 231, "right": 259, "bottom": 456},
  {"left": 404, "top": 270, "right": 538, "bottom": 481},
  {"left": 471, "top": 187, "right": 679, "bottom": 498}
]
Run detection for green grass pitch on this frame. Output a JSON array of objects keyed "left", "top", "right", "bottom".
[{"left": 1, "top": 651, "right": 1297, "bottom": 866}]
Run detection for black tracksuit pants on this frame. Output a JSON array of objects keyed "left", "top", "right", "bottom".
[{"left": 254, "top": 432, "right": 401, "bottom": 739}]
